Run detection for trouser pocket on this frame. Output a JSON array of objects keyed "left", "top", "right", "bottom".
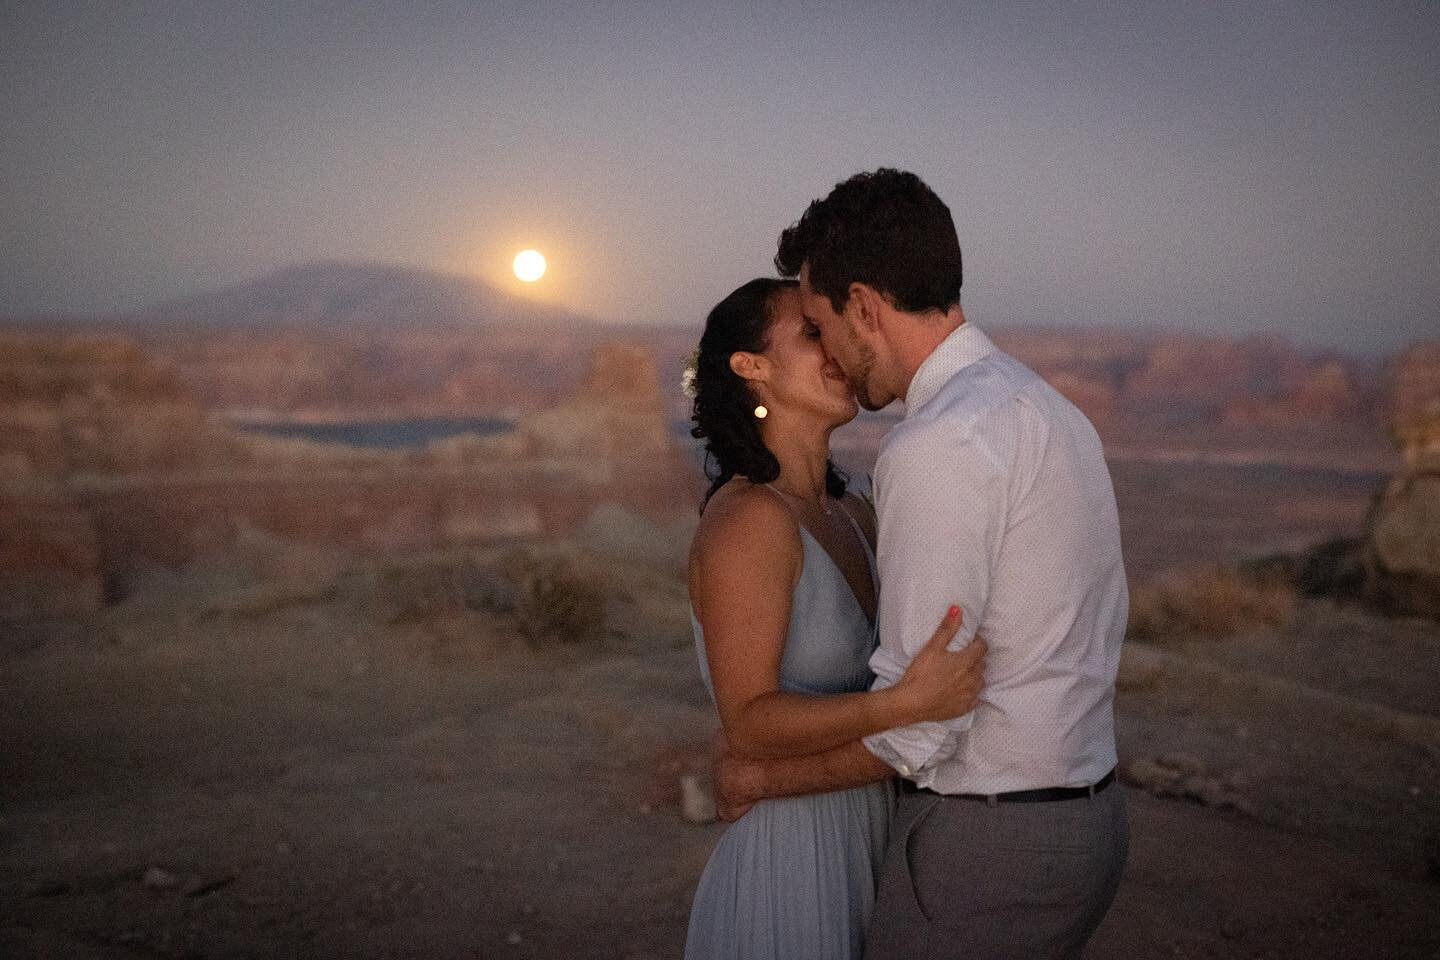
[{"left": 863, "top": 792, "right": 942, "bottom": 959}]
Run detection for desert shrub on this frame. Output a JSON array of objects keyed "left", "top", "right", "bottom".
[
  {"left": 1127, "top": 564, "right": 1296, "bottom": 644},
  {"left": 498, "top": 548, "right": 608, "bottom": 645},
  {"left": 361, "top": 554, "right": 515, "bottom": 624},
  {"left": 1243, "top": 538, "right": 1368, "bottom": 603},
  {"left": 367, "top": 559, "right": 470, "bottom": 624},
  {"left": 1238, "top": 541, "right": 1359, "bottom": 601},
  {"left": 1294, "top": 537, "right": 1367, "bottom": 601},
  {"left": 353, "top": 547, "right": 607, "bottom": 641}
]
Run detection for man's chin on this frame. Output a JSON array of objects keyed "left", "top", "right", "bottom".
[{"left": 843, "top": 372, "right": 886, "bottom": 411}]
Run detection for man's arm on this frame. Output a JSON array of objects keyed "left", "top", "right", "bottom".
[{"left": 862, "top": 416, "right": 1009, "bottom": 782}]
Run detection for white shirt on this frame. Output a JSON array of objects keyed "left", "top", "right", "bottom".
[{"left": 861, "top": 323, "right": 1127, "bottom": 793}]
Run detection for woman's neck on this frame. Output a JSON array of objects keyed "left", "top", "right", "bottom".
[{"left": 765, "top": 421, "right": 833, "bottom": 502}]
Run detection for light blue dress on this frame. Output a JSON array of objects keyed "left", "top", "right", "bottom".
[{"left": 685, "top": 503, "right": 893, "bottom": 960}]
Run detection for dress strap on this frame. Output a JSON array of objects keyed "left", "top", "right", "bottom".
[{"left": 764, "top": 482, "right": 878, "bottom": 594}]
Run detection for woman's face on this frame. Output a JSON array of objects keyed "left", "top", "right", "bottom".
[{"left": 760, "top": 287, "right": 859, "bottom": 428}]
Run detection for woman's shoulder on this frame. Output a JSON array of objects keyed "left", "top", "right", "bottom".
[
  {"left": 689, "top": 479, "right": 804, "bottom": 621},
  {"left": 692, "top": 479, "right": 800, "bottom": 563}
]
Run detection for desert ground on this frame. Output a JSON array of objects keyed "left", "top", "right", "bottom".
[{"left": 3, "top": 462, "right": 1439, "bottom": 960}]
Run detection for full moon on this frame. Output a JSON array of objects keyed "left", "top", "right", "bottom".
[{"left": 513, "top": 249, "right": 546, "bottom": 283}]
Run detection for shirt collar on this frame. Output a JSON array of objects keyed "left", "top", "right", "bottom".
[{"left": 902, "top": 322, "right": 997, "bottom": 416}]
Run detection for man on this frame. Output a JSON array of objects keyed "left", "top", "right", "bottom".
[{"left": 714, "top": 169, "right": 1129, "bottom": 959}]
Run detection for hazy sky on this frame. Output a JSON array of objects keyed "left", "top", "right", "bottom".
[{"left": 2, "top": 0, "right": 1436, "bottom": 350}]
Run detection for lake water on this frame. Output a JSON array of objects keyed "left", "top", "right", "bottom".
[{"left": 238, "top": 416, "right": 514, "bottom": 449}]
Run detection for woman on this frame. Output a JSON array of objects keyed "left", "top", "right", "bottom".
[{"left": 684, "top": 278, "right": 985, "bottom": 959}]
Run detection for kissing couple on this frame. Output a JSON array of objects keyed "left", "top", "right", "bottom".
[{"left": 684, "top": 169, "right": 1129, "bottom": 960}]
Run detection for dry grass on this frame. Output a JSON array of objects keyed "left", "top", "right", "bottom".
[
  {"left": 1127, "top": 564, "right": 1297, "bottom": 643},
  {"left": 499, "top": 547, "right": 608, "bottom": 645}
]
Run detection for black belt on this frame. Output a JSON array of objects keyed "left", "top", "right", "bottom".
[{"left": 899, "top": 768, "right": 1116, "bottom": 804}]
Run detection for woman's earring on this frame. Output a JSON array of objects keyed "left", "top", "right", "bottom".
[{"left": 753, "top": 405, "right": 768, "bottom": 419}]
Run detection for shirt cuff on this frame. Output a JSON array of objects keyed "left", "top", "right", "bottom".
[{"left": 862, "top": 715, "right": 971, "bottom": 784}]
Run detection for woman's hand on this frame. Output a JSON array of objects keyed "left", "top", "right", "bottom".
[{"left": 893, "top": 606, "right": 987, "bottom": 724}]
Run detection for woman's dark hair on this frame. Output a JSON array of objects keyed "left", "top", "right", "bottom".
[
  {"left": 690, "top": 277, "right": 847, "bottom": 510},
  {"left": 775, "top": 167, "right": 962, "bottom": 316}
]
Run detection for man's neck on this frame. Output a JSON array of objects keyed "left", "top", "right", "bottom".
[{"left": 892, "top": 305, "right": 966, "bottom": 403}]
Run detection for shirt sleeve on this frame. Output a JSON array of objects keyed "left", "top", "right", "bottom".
[{"left": 861, "top": 415, "right": 1006, "bottom": 784}]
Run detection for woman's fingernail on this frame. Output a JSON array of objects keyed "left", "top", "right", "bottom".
[{"left": 947, "top": 605, "right": 960, "bottom": 619}]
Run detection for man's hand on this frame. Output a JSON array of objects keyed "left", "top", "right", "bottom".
[{"left": 710, "top": 728, "right": 763, "bottom": 822}]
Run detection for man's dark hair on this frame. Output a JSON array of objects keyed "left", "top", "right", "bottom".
[{"left": 775, "top": 168, "right": 962, "bottom": 316}]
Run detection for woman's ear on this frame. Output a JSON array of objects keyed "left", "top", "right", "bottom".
[{"left": 728, "top": 350, "right": 768, "bottom": 384}]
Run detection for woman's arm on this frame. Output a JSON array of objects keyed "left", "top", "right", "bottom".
[
  {"left": 712, "top": 734, "right": 895, "bottom": 821},
  {"left": 690, "top": 485, "right": 983, "bottom": 761}
]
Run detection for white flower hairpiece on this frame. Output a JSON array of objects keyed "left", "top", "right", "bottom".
[{"left": 681, "top": 348, "right": 700, "bottom": 400}]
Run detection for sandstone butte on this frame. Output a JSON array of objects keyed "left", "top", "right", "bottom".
[
  {"left": 1365, "top": 342, "right": 1440, "bottom": 616},
  {"left": 1, "top": 322, "right": 1425, "bottom": 623},
  {"left": 0, "top": 333, "right": 690, "bottom": 622}
]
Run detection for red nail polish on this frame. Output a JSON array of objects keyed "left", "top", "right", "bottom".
[{"left": 948, "top": 605, "right": 960, "bottom": 619}]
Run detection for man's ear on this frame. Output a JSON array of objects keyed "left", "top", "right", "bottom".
[
  {"left": 847, "top": 282, "right": 886, "bottom": 334},
  {"left": 728, "top": 350, "right": 768, "bottom": 384}
]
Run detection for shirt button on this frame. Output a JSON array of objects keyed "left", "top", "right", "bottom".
[{"left": 896, "top": 763, "right": 912, "bottom": 777}]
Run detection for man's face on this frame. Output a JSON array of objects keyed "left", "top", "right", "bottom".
[{"left": 798, "top": 264, "right": 888, "bottom": 411}]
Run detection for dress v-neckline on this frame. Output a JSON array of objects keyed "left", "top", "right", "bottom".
[
  {"left": 759, "top": 483, "right": 878, "bottom": 630},
  {"left": 795, "top": 519, "right": 878, "bottom": 632}
]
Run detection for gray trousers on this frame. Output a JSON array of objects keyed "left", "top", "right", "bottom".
[{"left": 864, "top": 784, "right": 1128, "bottom": 960}]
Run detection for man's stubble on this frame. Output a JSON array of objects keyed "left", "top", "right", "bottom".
[{"left": 843, "top": 324, "right": 885, "bottom": 412}]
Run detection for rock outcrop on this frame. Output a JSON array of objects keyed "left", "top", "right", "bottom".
[
  {"left": 988, "top": 328, "right": 1388, "bottom": 463},
  {"left": 153, "top": 328, "right": 590, "bottom": 420},
  {"left": 0, "top": 333, "right": 245, "bottom": 619},
  {"left": 1221, "top": 359, "right": 1363, "bottom": 428},
  {"left": 1364, "top": 343, "right": 1440, "bottom": 616},
  {"left": 0, "top": 332, "right": 238, "bottom": 478},
  {"left": 0, "top": 487, "right": 105, "bottom": 621},
  {"left": 1121, "top": 334, "right": 1304, "bottom": 425},
  {"left": 1391, "top": 343, "right": 1440, "bottom": 469},
  {"left": 0, "top": 331, "right": 689, "bottom": 622},
  {"left": 515, "top": 342, "right": 672, "bottom": 461}
]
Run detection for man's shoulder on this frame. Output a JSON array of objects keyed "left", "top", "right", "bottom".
[
  {"left": 987, "top": 348, "right": 1101, "bottom": 434},
  {"left": 880, "top": 351, "right": 1069, "bottom": 474},
  {"left": 886, "top": 351, "right": 1031, "bottom": 442},
  {"left": 876, "top": 404, "right": 1005, "bottom": 480},
  {"left": 876, "top": 411, "right": 946, "bottom": 464},
  {"left": 943, "top": 349, "right": 1086, "bottom": 433}
]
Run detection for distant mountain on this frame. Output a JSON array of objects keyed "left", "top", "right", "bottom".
[{"left": 122, "top": 260, "right": 595, "bottom": 330}]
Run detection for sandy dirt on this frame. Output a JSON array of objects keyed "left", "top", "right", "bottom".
[{"left": 3, "top": 528, "right": 1438, "bottom": 960}]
